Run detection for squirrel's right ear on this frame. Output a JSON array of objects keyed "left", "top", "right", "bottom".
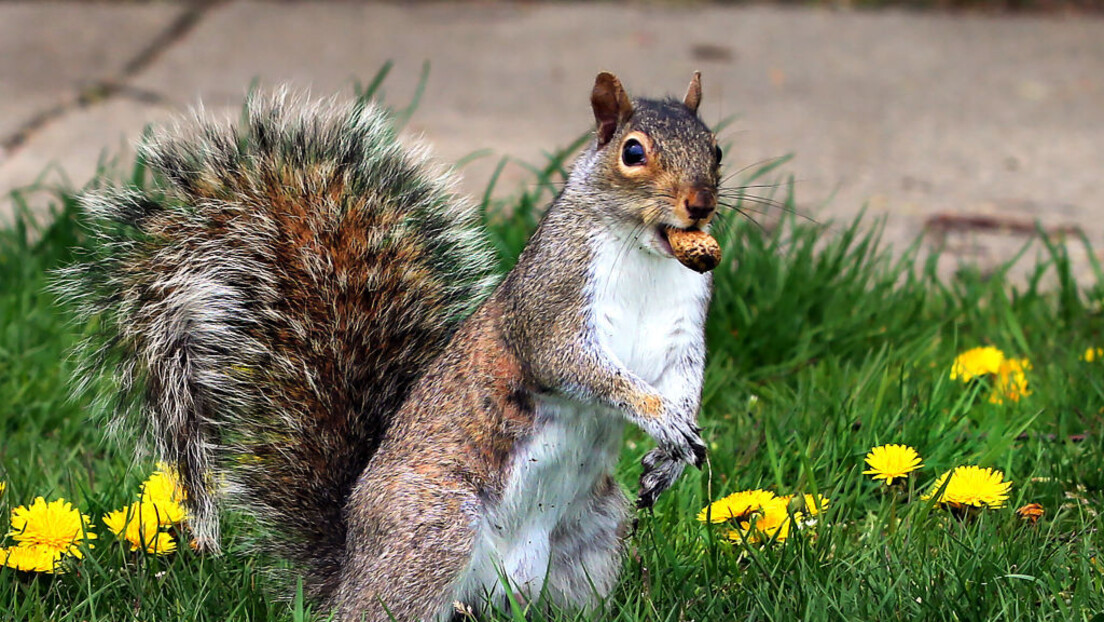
[
  {"left": 591, "top": 72, "right": 633, "bottom": 148},
  {"left": 684, "top": 72, "right": 702, "bottom": 114}
]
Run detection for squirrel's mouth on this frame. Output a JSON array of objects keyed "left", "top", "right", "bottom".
[
  {"left": 656, "top": 225, "right": 709, "bottom": 258},
  {"left": 655, "top": 226, "right": 676, "bottom": 257}
]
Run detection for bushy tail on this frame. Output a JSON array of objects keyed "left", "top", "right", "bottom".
[{"left": 58, "top": 92, "right": 497, "bottom": 598}]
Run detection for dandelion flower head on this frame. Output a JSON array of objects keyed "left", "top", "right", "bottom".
[
  {"left": 103, "top": 502, "right": 178, "bottom": 555},
  {"left": 989, "top": 358, "right": 1031, "bottom": 404},
  {"left": 863, "top": 444, "right": 923, "bottom": 485},
  {"left": 141, "top": 464, "right": 186, "bottom": 504},
  {"left": 798, "top": 493, "right": 830, "bottom": 516},
  {"left": 139, "top": 465, "right": 187, "bottom": 526},
  {"left": 727, "top": 497, "right": 797, "bottom": 544},
  {"left": 924, "top": 465, "right": 1012, "bottom": 509},
  {"left": 1081, "top": 348, "right": 1104, "bottom": 363},
  {"left": 777, "top": 493, "right": 830, "bottom": 516},
  {"left": 1, "top": 544, "right": 63, "bottom": 574},
  {"left": 697, "top": 489, "right": 777, "bottom": 523},
  {"left": 950, "top": 346, "right": 1005, "bottom": 382},
  {"left": 8, "top": 497, "right": 96, "bottom": 558}
]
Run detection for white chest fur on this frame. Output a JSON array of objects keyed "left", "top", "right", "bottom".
[
  {"left": 455, "top": 230, "right": 711, "bottom": 614},
  {"left": 588, "top": 229, "right": 711, "bottom": 383}
]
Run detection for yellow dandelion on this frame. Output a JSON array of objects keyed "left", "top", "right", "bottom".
[
  {"left": 139, "top": 466, "right": 187, "bottom": 526},
  {"left": 1081, "top": 348, "right": 1104, "bottom": 363},
  {"left": 697, "top": 489, "right": 777, "bottom": 523},
  {"left": 8, "top": 497, "right": 96, "bottom": 559},
  {"left": 121, "top": 528, "right": 176, "bottom": 555},
  {"left": 727, "top": 498, "right": 798, "bottom": 544},
  {"left": 924, "top": 465, "right": 1012, "bottom": 509},
  {"left": 1, "top": 544, "right": 64, "bottom": 574},
  {"left": 777, "top": 493, "right": 830, "bottom": 516},
  {"left": 141, "top": 464, "right": 187, "bottom": 504},
  {"left": 798, "top": 493, "right": 830, "bottom": 516},
  {"left": 147, "top": 498, "right": 185, "bottom": 526},
  {"left": 103, "top": 502, "right": 177, "bottom": 555},
  {"left": 950, "top": 346, "right": 1005, "bottom": 382},
  {"left": 988, "top": 357, "right": 1031, "bottom": 404},
  {"left": 863, "top": 444, "right": 923, "bottom": 485}
]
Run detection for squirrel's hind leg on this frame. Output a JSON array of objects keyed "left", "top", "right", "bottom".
[
  {"left": 335, "top": 467, "right": 481, "bottom": 622},
  {"left": 544, "top": 473, "right": 631, "bottom": 612}
]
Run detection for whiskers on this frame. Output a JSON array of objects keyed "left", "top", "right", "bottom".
[{"left": 716, "top": 159, "right": 819, "bottom": 232}]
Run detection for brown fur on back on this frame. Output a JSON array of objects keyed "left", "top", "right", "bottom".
[{"left": 337, "top": 300, "right": 537, "bottom": 617}]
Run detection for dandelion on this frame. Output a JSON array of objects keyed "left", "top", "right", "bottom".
[
  {"left": 147, "top": 533, "right": 178, "bottom": 556},
  {"left": 1081, "top": 348, "right": 1104, "bottom": 363},
  {"left": 727, "top": 497, "right": 798, "bottom": 544},
  {"left": 701, "top": 487, "right": 827, "bottom": 546},
  {"left": 864, "top": 444, "right": 923, "bottom": 485},
  {"left": 103, "top": 465, "right": 188, "bottom": 555},
  {"left": 103, "top": 502, "right": 178, "bottom": 555},
  {"left": 949, "top": 347, "right": 1031, "bottom": 404},
  {"left": 950, "top": 346, "right": 1005, "bottom": 382},
  {"left": 778, "top": 493, "right": 830, "bottom": 516},
  {"left": 798, "top": 493, "right": 830, "bottom": 516},
  {"left": 139, "top": 465, "right": 187, "bottom": 526},
  {"left": 1, "top": 544, "right": 63, "bottom": 574},
  {"left": 140, "top": 464, "right": 186, "bottom": 504},
  {"left": 924, "top": 465, "right": 1011, "bottom": 510},
  {"left": 8, "top": 497, "right": 96, "bottom": 559},
  {"left": 989, "top": 358, "right": 1031, "bottom": 404},
  {"left": 697, "top": 489, "right": 777, "bottom": 523}
]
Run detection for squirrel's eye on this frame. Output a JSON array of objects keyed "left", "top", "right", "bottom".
[
  {"left": 714, "top": 145, "right": 723, "bottom": 164},
  {"left": 621, "top": 139, "right": 647, "bottom": 167}
]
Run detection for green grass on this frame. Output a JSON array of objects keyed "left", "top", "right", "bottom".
[{"left": 3, "top": 96, "right": 1104, "bottom": 620}]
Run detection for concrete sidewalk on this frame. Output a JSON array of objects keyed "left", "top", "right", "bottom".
[{"left": 2, "top": 2, "right": 1102, "bottom": 281}]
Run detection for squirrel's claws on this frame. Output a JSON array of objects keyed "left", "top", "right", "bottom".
[
  {"left": 682, "top": 425, "right": 707, "bottom": 468},
  {"left": 691, "top": 439, "right": 707, "bottom": 469},
  {"left": 636, "top": 447, "right": 688, "bottom": 509}
]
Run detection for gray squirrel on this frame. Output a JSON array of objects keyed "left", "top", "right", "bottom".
[{"left": 61, "top": 72, "right": 723, "bottom": 621}]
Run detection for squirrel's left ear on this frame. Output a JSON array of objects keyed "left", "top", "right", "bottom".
[
  {"left": 592, "top": 72, "right": 634, "bottom": 148},
  {"left": 684, "top": 72, "right": 702, "bottom": 114}
]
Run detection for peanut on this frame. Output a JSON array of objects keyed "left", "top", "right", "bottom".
[{"left": 667, "top": 228, "right": 721, "bottom": 273}]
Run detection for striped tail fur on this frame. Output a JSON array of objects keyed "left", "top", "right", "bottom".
[{"left": 57, "top": 92, "right": 498, "bottom": 598}]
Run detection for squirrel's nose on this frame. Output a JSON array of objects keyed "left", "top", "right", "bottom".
[{"left": 683, "top": 188, "right": 716, "bottom": 222}]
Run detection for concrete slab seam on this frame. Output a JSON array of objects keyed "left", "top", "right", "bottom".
[{"left": 0, "top": 0, "right": 227, "bottom": 157}]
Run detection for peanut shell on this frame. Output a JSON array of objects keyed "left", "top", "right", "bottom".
[{"left": 667, "top": 228, "right": 721, "bottom": 273}]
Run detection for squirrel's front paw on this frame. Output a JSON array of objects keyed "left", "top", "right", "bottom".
[
  {"left": 636, "top": 448, "right": 686, "bottom": 509},
  {"left": 628, "top": 395, "right": 705, "bottom": 468},
  {"left": 635, "top": 418, "right": 707, "bottom": 509},
  {"left": 649, "top": 414, "right": 706, "bottom": 468}
]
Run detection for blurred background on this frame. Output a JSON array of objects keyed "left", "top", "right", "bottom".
[{"left": 2, "top": 0, "right": 1102, "bottom": 281}]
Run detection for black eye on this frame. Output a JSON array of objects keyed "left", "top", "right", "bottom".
[
  {"left": 621, "top": 139, "right": 646, "bottom": 167},
  {"left": 714, "top": 145, "right": 723, "bottom": 164}
]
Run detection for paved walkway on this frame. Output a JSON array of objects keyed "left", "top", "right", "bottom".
[{"left": 3, "top": 2, "right": 1102, "bottom": 281}]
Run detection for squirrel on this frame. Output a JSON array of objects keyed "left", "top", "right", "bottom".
[{"left": 61, "top": 71, "right": 723, "bottom": 621}]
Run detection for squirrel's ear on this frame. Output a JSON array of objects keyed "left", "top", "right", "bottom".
[
  {"left": 684, "top": 71, "right": 702, "bottom": 114},
  {"left": 591, "top": 72, "right": 633, "bottom": 148}
]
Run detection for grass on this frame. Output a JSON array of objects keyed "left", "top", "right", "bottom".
[{"left": 2, "top": 88, "right": 1104, "bottom": 620}]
